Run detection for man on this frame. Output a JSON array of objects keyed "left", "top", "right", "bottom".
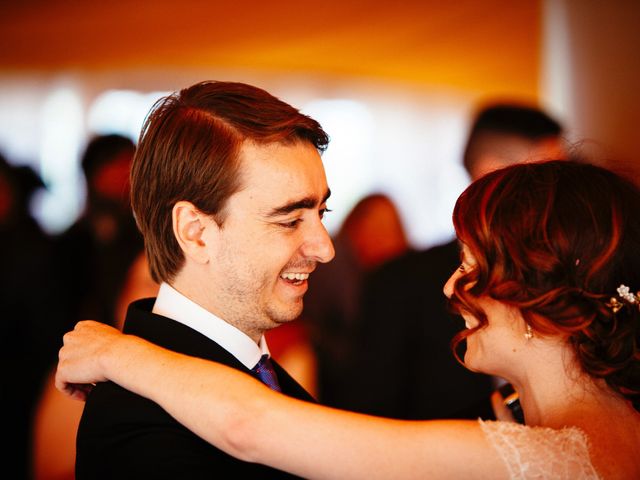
[
  {"left": 300, "top": 193, "right": 410, "bottom": 405},
  {"left": 56, "top": 134, "right": 143, "bottom": 330},
  {"left": 75, "top": 81, "right": 334, "bottom": 479},
  {"left": 0, "top": 156, "right": 61, "bottom": 480},
  {"left": 340, "top": 103, "right": 565, "bottom": 420}
]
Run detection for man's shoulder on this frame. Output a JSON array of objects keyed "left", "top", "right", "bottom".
[
  {"left": 122, "top": 299, "right": 244, "bottom": 365},
  {"left": 77, "top": 379, "right": 297, "bottom": 479},
  {"left": 78, "top": 300, "right": 306, "bottom": 479},
  {"left": 122, "top": 300, "right": 314, "bottom": 401}
]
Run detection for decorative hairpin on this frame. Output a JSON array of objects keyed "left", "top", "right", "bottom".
[{"left": 606, "top": 284, "right": 640, "bottom": 313}]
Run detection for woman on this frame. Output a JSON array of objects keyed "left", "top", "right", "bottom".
[{"left": 56, "top": 160, "right": 640, "bottom": 479}]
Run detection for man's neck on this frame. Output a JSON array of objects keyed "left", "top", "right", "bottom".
[
  {"left": 152, "top": 282, "right": 269, "bottom": 368},
  {"left": 170, "top": 271, "right": 264, "bottom": 344}
]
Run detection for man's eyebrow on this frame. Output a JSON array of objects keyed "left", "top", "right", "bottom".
[{"left": 266, "top": 189, "right": 331, "bottom": 217}]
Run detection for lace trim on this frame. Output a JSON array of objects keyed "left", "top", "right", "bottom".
[{"left": 479, "top": 419, "right": 601, "bottom": 479}]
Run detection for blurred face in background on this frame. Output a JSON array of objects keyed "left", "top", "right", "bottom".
[
  {"left": 0, "top": 172, "right": 14, "bottom": 223},
  {"left": 91, "top": 150, "right": 134, "bottom": 210},
  {"left": 469, "top": 135, "right": 567, "bottom": 181}
]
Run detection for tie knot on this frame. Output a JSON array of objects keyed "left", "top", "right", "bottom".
[{"left": 252, "top": 354, "right": 281, "bottom": 392}]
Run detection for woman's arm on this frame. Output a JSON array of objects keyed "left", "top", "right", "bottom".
[{"left": 56, "top": 321, "right": 506, "bottom": 479}]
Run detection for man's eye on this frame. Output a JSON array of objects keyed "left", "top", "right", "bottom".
[
  {"left": 319, "top": 207, "right": 332, "bottom": 219},
  {"left": 280, "top": 219, "right": 301, "bottom": 229},
  {"left": 458, "top": 264, "right": 466, "bottom": 273}
]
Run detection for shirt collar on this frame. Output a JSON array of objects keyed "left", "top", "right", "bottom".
[{"left": 152, "top": 282, "right": 269, "bottom": 369}]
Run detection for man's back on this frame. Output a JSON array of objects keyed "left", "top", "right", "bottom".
[{"left": 76, "top": 299, "right": 312, "bottom": 479}]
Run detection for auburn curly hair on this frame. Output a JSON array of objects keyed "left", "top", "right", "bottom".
[{"left": 449, "top": 159, "right": 640, "bottom": 411}]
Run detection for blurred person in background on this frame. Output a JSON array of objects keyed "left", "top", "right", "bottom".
[
  {"left": 345, "top": 103, "right": 566, "bottom": 420},
  {"left": 54, "top": 133, "right": 144, "bottom": 331},
  {"left": 300, "top": 192, "right": 410, "bottom": 405},
  {"left": 32, "top": 134, "right": 149, "bottom": 480},
  {"left": 32, "top": 250, "right": 159, "bottom": 480},
  {"left": 0, "top": 153, "right": 61, "bottom": 480}
]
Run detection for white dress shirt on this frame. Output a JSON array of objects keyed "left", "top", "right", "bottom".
[{"left": 152, "top": 282, "right": 269, "bottom": 369}]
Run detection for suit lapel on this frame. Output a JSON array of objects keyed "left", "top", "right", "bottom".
[
  {"left": 124, "top": 298, "right": 315, "bottom": 402},
  {"left": 124, "top": 298, "right": 249, "bottom": 371}
]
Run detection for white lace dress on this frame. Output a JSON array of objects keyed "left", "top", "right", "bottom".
[{"left": 479, "top": 420, "right": 601, "bottom": 479}]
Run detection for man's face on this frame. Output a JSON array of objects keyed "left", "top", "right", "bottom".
[{"left": 204, "top": 140, "right": 334, "bottom": 340}]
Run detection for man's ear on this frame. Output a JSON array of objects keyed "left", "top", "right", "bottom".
[{"left": 172, "top": 201, "right": 216, "bottom": 264}]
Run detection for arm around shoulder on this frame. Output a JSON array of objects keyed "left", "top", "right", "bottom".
[{"left": 56, "top": 321, "right": 510, "bottom": 479}]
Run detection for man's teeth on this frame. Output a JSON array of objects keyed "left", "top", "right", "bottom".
[{"left": 281, "top": 272, "right": 309, "bottom": 281}]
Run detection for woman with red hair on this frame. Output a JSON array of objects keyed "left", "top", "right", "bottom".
[{"left": 57, "top": 160, "right": 640, "bottom": 479}]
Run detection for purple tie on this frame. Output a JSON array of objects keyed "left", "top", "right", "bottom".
[{"left": 252, "top": 354, "right": 281, "bottom": 392}]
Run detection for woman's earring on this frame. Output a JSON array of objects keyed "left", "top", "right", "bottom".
[{"left": 524, "top": 323, "right": 533, "bottom": 340}]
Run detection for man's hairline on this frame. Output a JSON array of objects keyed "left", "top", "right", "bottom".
[{"left": 168, "top": 137, "right": 328, "bottom": 227}]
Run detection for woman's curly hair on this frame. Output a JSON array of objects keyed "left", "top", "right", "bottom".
[{"left": 449, "top": 159, "right": 640, "bottom": 411}]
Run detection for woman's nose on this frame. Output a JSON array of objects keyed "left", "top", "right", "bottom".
[{"left": 443, "top": 270, "right": 458, "bottom": 299}]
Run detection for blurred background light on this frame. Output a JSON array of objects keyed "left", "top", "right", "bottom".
[{"left": 0, "top": 0, "right": 638, "bottom": 241}]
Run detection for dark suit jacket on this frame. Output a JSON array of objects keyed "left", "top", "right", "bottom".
[
  {"left": 76, "top": 298, "right": 313, "bottom": 479},
  {"left": 341, "top": 240, "right": 495, "bottom": 420}
]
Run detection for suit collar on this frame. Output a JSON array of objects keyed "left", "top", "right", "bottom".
[
  {"left": 124, "top": 298, "right": 316, "bottom": 403},
  {"left": 152, "top": 282, "right": 268, "bottom": 369}
]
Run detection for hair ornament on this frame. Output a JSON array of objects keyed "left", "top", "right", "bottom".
[{"left": 606, "top": 284, "right": 640, "bottom": 313}]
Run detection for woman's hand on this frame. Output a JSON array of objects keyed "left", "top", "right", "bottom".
[{"left": 55, "top": 320, "right": 124, "bottom": 401}]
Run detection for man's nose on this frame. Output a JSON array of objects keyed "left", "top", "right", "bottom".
[{"left": 302, "top": 220, "right": 335, "bottom": 263}]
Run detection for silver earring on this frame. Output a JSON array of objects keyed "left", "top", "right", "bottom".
[{"left": 524, "top": 323, "right": 533, "bottom": 340}]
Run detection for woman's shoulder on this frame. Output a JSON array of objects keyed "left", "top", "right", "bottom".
[{"left": 478, "top": 419, "right": 601, "bottom": 479}]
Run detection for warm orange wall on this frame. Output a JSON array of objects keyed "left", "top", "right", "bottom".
[
  {"left": 1, "top": 0, "right": 542, "bottom": 99},
  {"left": 562, "top": 1, "right": 640, "bottom": 173}
]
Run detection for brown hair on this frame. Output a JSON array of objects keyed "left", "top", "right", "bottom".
[
  {"left": 131, "top": 81, "right": 329, "bottom": 283},
  {"left": 462, "top": 103, "right": 563, "bottom": 175},
  {"left": 449, "top": 159, "right": 640, "bottom": 411}
]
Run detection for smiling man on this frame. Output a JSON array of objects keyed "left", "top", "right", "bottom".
[{"left": 75, "top": 81, "right": 334, "bottom": 479}]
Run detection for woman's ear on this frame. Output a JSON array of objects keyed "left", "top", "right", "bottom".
[{"left": 172, "top": 201, "right": 215, "bottom": 264}]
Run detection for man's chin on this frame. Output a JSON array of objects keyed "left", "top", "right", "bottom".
[{"left": 268, "top": 301, "right": 304, "bottom": 325}]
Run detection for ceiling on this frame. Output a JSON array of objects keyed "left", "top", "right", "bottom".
[{"left": 1, "top": 0, "right": 542, "bottom": 98}]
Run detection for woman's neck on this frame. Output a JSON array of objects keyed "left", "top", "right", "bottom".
[{"left": 508, "top": 342, "right": 616, "bottom": 428}]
